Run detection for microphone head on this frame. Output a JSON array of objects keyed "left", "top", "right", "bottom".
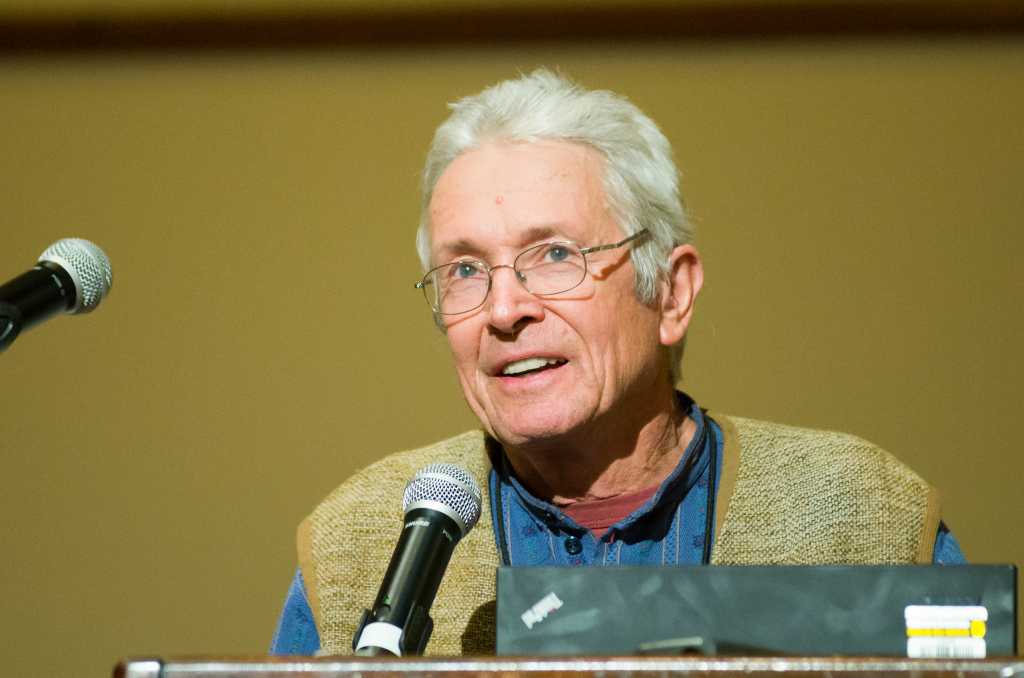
[
  {"left": 403, "top": 463, "right": 482, "bottom": 539},
  {"left": 38, "top": 238, "right": 113, "bottom": 314}
]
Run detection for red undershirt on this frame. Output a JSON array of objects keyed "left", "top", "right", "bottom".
[{"left": 560, "top": 484, "right": 660, "bottom": 540}]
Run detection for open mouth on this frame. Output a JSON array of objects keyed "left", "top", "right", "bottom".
[{"left": 500, "top": 357, "right": 568, "bottom": 377}]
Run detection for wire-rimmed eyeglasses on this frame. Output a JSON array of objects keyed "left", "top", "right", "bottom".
[{"left": 415, "top": 229, "right": 649, "bottom": 315}]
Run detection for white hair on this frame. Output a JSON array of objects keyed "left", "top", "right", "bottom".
[{"left": 416, "top": 69, "right": 694, "bottom": 382}]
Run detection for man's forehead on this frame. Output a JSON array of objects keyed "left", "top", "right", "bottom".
[
  {"left": 427, "top": 141, "right": 612, "bottom": 259},
  {"left": 432, "top": 140, "right": 604, "bottom": 196}
]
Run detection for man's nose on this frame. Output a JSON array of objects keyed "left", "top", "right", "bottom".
[{"left": 486, "top": 265, "right": 544, "bottom": 333}]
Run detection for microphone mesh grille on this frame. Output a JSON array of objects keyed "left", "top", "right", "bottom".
[
  {"left": 403, "top": 463, "right": 482, "bottom": 536},
  {"left": 39, "top": 238, "right": 113, "bottom": 313}
]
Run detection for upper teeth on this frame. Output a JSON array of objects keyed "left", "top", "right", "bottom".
[{"left": 502, "top": 358, "right": 564, "bottom": 376}]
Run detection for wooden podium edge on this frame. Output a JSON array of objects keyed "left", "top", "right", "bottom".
[{"left": 114, "top": 655, "right": 1024, "bottom": 678}]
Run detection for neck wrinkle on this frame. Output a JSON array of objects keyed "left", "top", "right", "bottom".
[{"left": 502, "top": 389, "right": 694, "bottom": 504}]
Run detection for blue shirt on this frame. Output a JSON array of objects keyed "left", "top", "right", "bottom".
[{"left": 270, "top": 402, "right": 966, "bottom": 654}]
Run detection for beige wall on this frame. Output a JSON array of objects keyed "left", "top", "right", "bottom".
[{"left": 1, "top": 37, "right": 1021, "bottom": 677}]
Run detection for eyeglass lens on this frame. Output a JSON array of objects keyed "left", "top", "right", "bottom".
[{"left": 423, "top": 241, "right": 588, "bottom": 314}]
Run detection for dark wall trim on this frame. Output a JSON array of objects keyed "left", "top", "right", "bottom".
[{"left": 2, "top": 2, "right": 1024, "bottom": 53}]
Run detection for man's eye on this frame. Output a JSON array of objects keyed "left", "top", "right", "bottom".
[
  {"left": 452, "top": 262, "right": 483, "bottom": 279},
  {"left": 545, "top": 245, "right": 571, "bottom": 262}
]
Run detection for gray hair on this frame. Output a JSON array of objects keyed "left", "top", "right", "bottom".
[{"left": 416, "top": 68, "right": 694, "bottom": 382}]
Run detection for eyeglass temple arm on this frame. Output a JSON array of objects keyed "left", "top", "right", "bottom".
[{"left": 579, "top": 228, "right": 648, "bottom": 255}]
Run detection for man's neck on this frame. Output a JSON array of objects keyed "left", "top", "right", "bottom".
[{"left": 502, "top": 389, "right": 695, "bottom": 505}]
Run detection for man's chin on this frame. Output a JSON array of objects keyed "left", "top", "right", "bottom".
[
  {"left": 468, "top": 380, "right": 590, "bottom": 447},
  {"left": 484, "top": 409, "right": 581, "bottom": 449}
]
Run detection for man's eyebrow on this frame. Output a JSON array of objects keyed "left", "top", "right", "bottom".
[
  {"left": 434, "top": 238, "right": 488, "bottom": 262},
  {"left": 516, "top": 225, "right": 566, "bottom": 246},
  {"left": 434, "top": 225, "right": 570, "bottom": 263}
]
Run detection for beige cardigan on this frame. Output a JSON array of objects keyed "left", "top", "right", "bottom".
[{"left": 298, "top": 413, "right": 939, "bottom": 656}]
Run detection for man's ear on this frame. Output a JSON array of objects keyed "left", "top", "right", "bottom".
[{"left": 659, "top": 244, "right": 704, "bottom": 347}]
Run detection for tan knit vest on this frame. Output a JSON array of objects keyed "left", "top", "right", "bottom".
[{"left": 298, "top": 414, "right": 939, "bottom": 656}]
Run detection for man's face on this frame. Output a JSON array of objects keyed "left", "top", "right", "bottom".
[{"left": 427, "top": 140, "right": 669, "bottom": 448}]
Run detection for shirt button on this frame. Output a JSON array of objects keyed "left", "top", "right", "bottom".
[{"left": 564, "top": 536, "right": 583, "bottom": 556}]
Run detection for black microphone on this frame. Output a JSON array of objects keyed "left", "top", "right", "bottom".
[
  {"left": 353, "top": 463, "right": 482, "bottom": 657},
  {"left": 0, "top": 238, "right": 112, "bottom": 353}
]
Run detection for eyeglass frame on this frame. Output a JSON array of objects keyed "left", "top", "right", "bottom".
[{"left": 414, "top": 228, "right": 650, "bottom": 315}]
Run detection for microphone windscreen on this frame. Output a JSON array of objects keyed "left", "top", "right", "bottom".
[
  {"left": 403, "top": 463, "right": 482, "bottom": 538},
  {"left": 38, "top": 238, "right": 113, "bottom": 313}
]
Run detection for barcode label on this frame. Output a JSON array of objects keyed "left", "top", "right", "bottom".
[{"left": 907, "top": 637, "right": 986, "bottom": 658}]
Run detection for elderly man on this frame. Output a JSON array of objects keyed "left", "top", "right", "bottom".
[{"left": 271, "top": 70, "right": 964, "bottom": 657}]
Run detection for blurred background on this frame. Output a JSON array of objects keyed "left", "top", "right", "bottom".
[{"left": 1, "top": 1, "right": 1022, "bottom": 676}]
